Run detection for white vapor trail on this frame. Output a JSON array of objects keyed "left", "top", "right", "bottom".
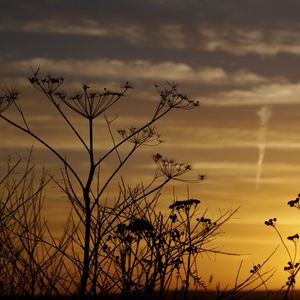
[{"left": 256, "top": 106, "right": 272, "bottom": 189}]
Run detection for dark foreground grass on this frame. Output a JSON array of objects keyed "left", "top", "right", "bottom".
[{"left": 0, "top": 290, "right": 297, "bottom": 300}]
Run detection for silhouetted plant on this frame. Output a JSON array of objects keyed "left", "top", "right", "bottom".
[
  {"left": 216, "top": 253, "right": 276, "bottom": 300},
  {"left": 0, "top": 70, "right": 211, "bottom": 298},
  {"left": 264, "top": 193, "right": 300, "bottom": 299},
  {"left": 0, "top": 152, "right": 70, "bottom": 297},
  {"left": 90, "top": 188, "right": 236, "bottom": 300},
  {"left": 0, "top": 70, "right": 245, "bottom": 300}
]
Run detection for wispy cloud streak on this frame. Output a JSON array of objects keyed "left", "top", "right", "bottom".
[{"left": 256, "top": 106, "right": 272, "bottom": 188}]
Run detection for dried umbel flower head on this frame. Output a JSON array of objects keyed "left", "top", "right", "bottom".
[
  {"left": 264, "top": 218, "right": 277, "bottom": 226},
  {"left": 115, "top": 223, "right": 127, "bottom": 235},
  {"left": 56, "top": 84, "right": 128, "bottom": 119},
  {"left": 250, "top": 264, "right": 261, "bottom": 274},
  {"left": 153, "top": 153, "right": 191, "bottom": 179},
  {"left": 284, "top": 261, "right": 299, "bottom": 271},
  {"left": 196, "top": 216, "right": 211, "bottom": 225},
  {"left": 155, "top": 82, "right": 199, "bottom": 110},
  {"left": 288, "top": 194, "right": 300, "bottom": 208},
  {"left": 29, "top": 72, "right": 64, "bottom": 95},
  {"left": 169, "top": 213, "right": 177, "bottom": 222},
  {"left": 186, "top": 245, "right": 197, "bottom": 253},
  {"left": 29, "top": 68, "right": 131, "bottom": 119},
  {"left": 118, "top": 126, "right": 161, "bottom": 145},
  {"left": 286, "top": 275, "right": 296, "bottom": 287},
  {"left": 0, "top": 87, "right": 19, "bottom": 113},
  {"left": 169, "top": 199, "right": 200, "bottom": 210},
  {"left": 127, "top": 218, "right": 154, "bottom": 233},
  {"left": 287, "top": 233, "right": 299, "bottom": 241}
]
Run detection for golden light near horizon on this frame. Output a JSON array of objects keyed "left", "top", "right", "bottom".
[{"left": 2, "top": 0, "right": 300, "bottom": 297}]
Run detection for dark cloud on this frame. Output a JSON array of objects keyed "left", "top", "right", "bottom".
[
  {"left": 2, "top": 0, "right": 300, "bottom": 29},
  {"left": 1, "top": 0, "right": 300, "bottom": 70}
]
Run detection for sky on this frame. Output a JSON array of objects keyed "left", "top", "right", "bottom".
[{"left": 2, "top": 0, "right": 300, "bottom": 291}]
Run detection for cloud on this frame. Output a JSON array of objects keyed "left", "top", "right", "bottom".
[
  {"left": 0, "top": 18, "right": 185, "bottom": 49},
  {"left": 3, "top": 57, "right": 269, "bottom": 87},
  {"left": 231, "top": 70, "right": 268, "bottom": 85},
  {"left": 198, "top": 26, "right": 300, "bottom": 56},
  {"left": 255, "top": 106, "right": 272, "bottom": 188},
  {"left": 200, "top": 82, "right": 300, "bottom": 106},
  {"left": 23, "top": 20, "right": 300, "bottom": 56},
  {"left": 159, "top": 24, "right": 187, "bottom": 49},
  {"left": 0, "top": 18, "right": 146, "bottom": 44},
  {"left": 21, "top": 19, "right": 109, "bottom": 37},
  {"left": 5, "top": 16, "right": 300, "bottom": 57}
]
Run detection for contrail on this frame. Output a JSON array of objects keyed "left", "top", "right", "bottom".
[{"left": 256, "top": 106, "right": 272, "bottom": 189}]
